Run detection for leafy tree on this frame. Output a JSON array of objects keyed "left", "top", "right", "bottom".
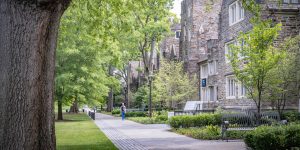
[
  {"left": 153, "top": 59, "right": 197, "bottom": 109},
  {"left": 56, "top": 0, "right": 121, "bottom": 118},
  {"left": 265, "top": 36, "right": 300, "bottom": 116},
  {"left": 133, "top": 85, "right": 149, "bottom": 109},
  {"left": 229, "top": 13, "right": 282, "bottom": 118}
]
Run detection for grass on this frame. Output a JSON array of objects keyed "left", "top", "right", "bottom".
[{"left": 55, "top": 113, "right": 117, "bottom": 150}]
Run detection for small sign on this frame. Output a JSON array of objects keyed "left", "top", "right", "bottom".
[{"left": 201, "top": 79, "right": 206, "bottom": 87}]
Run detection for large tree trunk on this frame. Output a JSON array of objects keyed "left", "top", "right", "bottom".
[
  {"left": 0, "top": 0, "right": 70, "bottom": 149},
  {"left": 107, "top": 88, "right": 114, "bottom": 112},
  {"left": 57, "top": 99, "right": 63, "bottom": 120}
]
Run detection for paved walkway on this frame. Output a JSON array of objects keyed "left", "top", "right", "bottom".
[{"left": 94, "top": 113, "right": 246, "bottom": 150}]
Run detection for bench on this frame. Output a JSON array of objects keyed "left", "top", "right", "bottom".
[{"left": 221, "top": 111, "right": 282, "bottom": 140}]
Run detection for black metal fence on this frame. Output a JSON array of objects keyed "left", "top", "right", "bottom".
[{"left": 174, "top": 110, "right": 215, "bottom": 116}]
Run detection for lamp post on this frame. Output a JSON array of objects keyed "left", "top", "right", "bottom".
[{"left": 148, "top": 74, "right": 154, "bottom": 118}]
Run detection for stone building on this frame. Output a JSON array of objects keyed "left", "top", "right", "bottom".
[
  {"left": 160, "top": 23, "right": 181, "bottom": 62},
  {"left": 180, "top": 0, "right": 300, "bottom": 110}
]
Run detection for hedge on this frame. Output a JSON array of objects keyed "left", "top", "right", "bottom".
[
  {"left": 112, "top": 109, "right": 121, "bottom": 115},
  {"left": 244, "top": 124, "right": 300, "bottom": 150},
  {"left": 125, "top": 111, "right": 147, "bottom": 117},
  {"left": 281, "top": 111, "right": 300, "bottom": 122},
  {"left": 169, "top": 114, "right": 221, "bottom": 128}
]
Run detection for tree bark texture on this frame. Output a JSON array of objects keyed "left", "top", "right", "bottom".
[
  {"left": 0, "top": 0, "right": 70, "bottom": 149},
  {"left": 57, "top": 99, "right": 63, "bottom": 120}
]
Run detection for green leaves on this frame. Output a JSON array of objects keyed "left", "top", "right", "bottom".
[
  {"left": 228, "top": 13, "right": 283, "bottom": 109},
  {"left": 152, "top": 59, "right": 197, "bottom": 108}
]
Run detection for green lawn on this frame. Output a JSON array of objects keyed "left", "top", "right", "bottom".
[{"left": 55, "top": 113, "right": 117, "bottom": 150}]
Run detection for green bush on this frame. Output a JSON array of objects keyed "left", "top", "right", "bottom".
[
  {"left": 173, "top": 126, "right": 249, "bottom": 140},
  {"left": 155, "top": 115, "right": 168, "bottom": 122},
  {"left": 125, "top": 111, "right": 147, "bottom": 117},
  {"left": 128, "top": 117, "right": 167, "bottom": 124},
  {"left": 112, "top": 109, "right": 120, "bottom": 115},
  {"left": 169, "top": 114, "right": 221, "bottom": 128},
  {"left": 282, "top": 111, "right": 300, "bottom": 122},
  {"left": 244, "top": 124, "right": 300, "bottom": 150},
  {"left": 174, "top": 125, "right": 221, "bottom": 140},
  {"left": 226, "top": 130, "right": 249, "bottom": 139}
]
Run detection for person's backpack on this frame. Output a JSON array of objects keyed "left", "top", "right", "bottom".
[{"left": 121, "top": 106, "right": 125, "bottom": 112}]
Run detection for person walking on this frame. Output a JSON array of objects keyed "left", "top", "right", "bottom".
[{"left": 120, "top": 103, "right": 126, "bottom": 121}]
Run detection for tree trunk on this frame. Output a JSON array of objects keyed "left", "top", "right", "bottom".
[
  {"left": 69, "top": 96, "right": 79, "bottom": 113},
  {"left": 107, "top": 88, "right": 114, "bottom": 112},
  {"left": 57, "top": 99, "right": 63, "bottom": 120},
  {"left": 0, "top": 0, "right": 70, "bottom": 149}
]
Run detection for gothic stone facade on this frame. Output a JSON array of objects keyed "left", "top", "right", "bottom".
[
  {"left": 160, "top": 24, "right": 181, "bottom": 61},
  {"left": 180, "top": 0, "right": 300, "bottom": 110}
]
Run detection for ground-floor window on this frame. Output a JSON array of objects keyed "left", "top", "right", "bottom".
[
  {"left": 226, "top": 75, "right": 237, "bottom": 99},
  {"left": 201, "top": 86, "right": 216, "bottom": 101},
  {"left": 226, "top": 75, "right": 248, "bottom": 99}
]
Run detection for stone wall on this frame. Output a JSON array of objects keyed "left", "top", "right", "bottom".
[
  {"left": 181, "top": 0, "right": 300, "bottom": 110},
  {"left": 180, "top": 0, "right": 222, "bottom": 76},
  {"left": 160, "top": 24, "right": 181, "bottom": 61}
]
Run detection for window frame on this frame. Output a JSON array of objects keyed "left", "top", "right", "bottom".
[
  {"left": 175, "top": 30, "right": 181, "bottom": 39},
  {"left": 225, "top": 41, "right": 235, "bottom": 63},
  {"left": 226, "top": 75, "right": 237, "bottom": 99},
  {"left": 229, "top": 0, "right": 245, "bottom": 26},
  {"left": 238, "top": 82, "right": 247, "bottom": 98},
  {"left": 200, "top": 63, "right": 208, "bottom": 79},
  {"left": 208, "top": 60, "right": 218, "bottom": 76}
]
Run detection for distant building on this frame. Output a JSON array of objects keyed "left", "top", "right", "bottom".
[
  {"left": 160, "top": 23, "right": 181, "bottom": 62},
  {"left": 180, "top": 0, "right": 300, "bottom": 110}
]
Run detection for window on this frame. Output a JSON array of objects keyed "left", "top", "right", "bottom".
[
  {"left": 239, "top": 83, "right": 247, "bottom": 98},
  {"left": 175, "top": 31, "right": 181, "bottom": 39},
  {"left": 283, "top": 0, "right": 300, "bottom": 4},
  {"left": 226, "top": 76, "right": 248, "bottom": 99},
  {"left": 208, "top": 61, "right": 217, "bottom": 75},
  {"left": 229, "top": 0, "right": 244, "bottom": 26},
  {"left": 226, "top": 76, "right": 237, "bottom": 99},
  {"left": 225, "top": 40, "right": 246, "bottom": 63},
  {"left": 201, "top": 86, "right": 215, "bottom": 102},
  {"left": 201, "top": 64, "right": 208, "bottom": 79},
  {"left": 209, "top": 86, "right": 215, "bottom": 101},
  {"left": 225, "top": 41, "right": 235, "bottom": 63}
]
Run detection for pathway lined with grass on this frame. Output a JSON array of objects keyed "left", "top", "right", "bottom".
[
  {"left": 55, "top": 113, "right": 117, "bottom": 150},
  {"left": 94, "top": 113, "right": 246, "bottom": 150}
]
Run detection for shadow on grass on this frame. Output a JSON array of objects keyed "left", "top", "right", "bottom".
[{"left": 55, "top": 113, "right": 92, "bottom": 122}]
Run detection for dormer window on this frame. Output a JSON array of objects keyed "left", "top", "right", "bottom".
[
  {"left": 175, "top": 31, "right": 181, "bottom": 39},
  {"left": 229, "top": 0, "right": 244, "bottom": 26}
]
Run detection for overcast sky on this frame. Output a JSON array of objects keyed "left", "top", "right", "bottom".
[{"left": 171, "top": 0, "right": 183, "bottom": 18}]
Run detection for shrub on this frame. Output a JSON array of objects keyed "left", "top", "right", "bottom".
[
  {"left": 173, "top": 126, "right": 248, "bottom": 140},
  {"left": 112, "top": 109, "right": 120, "bottom": 115},
  {"left": 128, "top": 117, "right": 167, "bottom": 124},
  {"left": 244, "top": 124, "right": 300, "bottom": 150},
  {"left": 174, "top": 125, "right": 221, "bottom": 140},
  {"left": 169, "top": 114, "right": 221, "bottom": 128},
  {"left": 155, "top": 115, "right": 168, "bottom": 122},
  {"left": 282, "top": 111, "right": 300, "bottom": 122},
  {"left": 125, "top": 111, "right": 147, "bottom": 117}
]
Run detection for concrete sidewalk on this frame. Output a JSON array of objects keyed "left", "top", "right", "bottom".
[{"left": 94, "top": 113, "right": 246, "bottom": 150}]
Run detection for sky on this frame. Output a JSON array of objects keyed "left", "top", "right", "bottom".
[{"left": 171, "top": 0, "right": 183, "bottom": 18}]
